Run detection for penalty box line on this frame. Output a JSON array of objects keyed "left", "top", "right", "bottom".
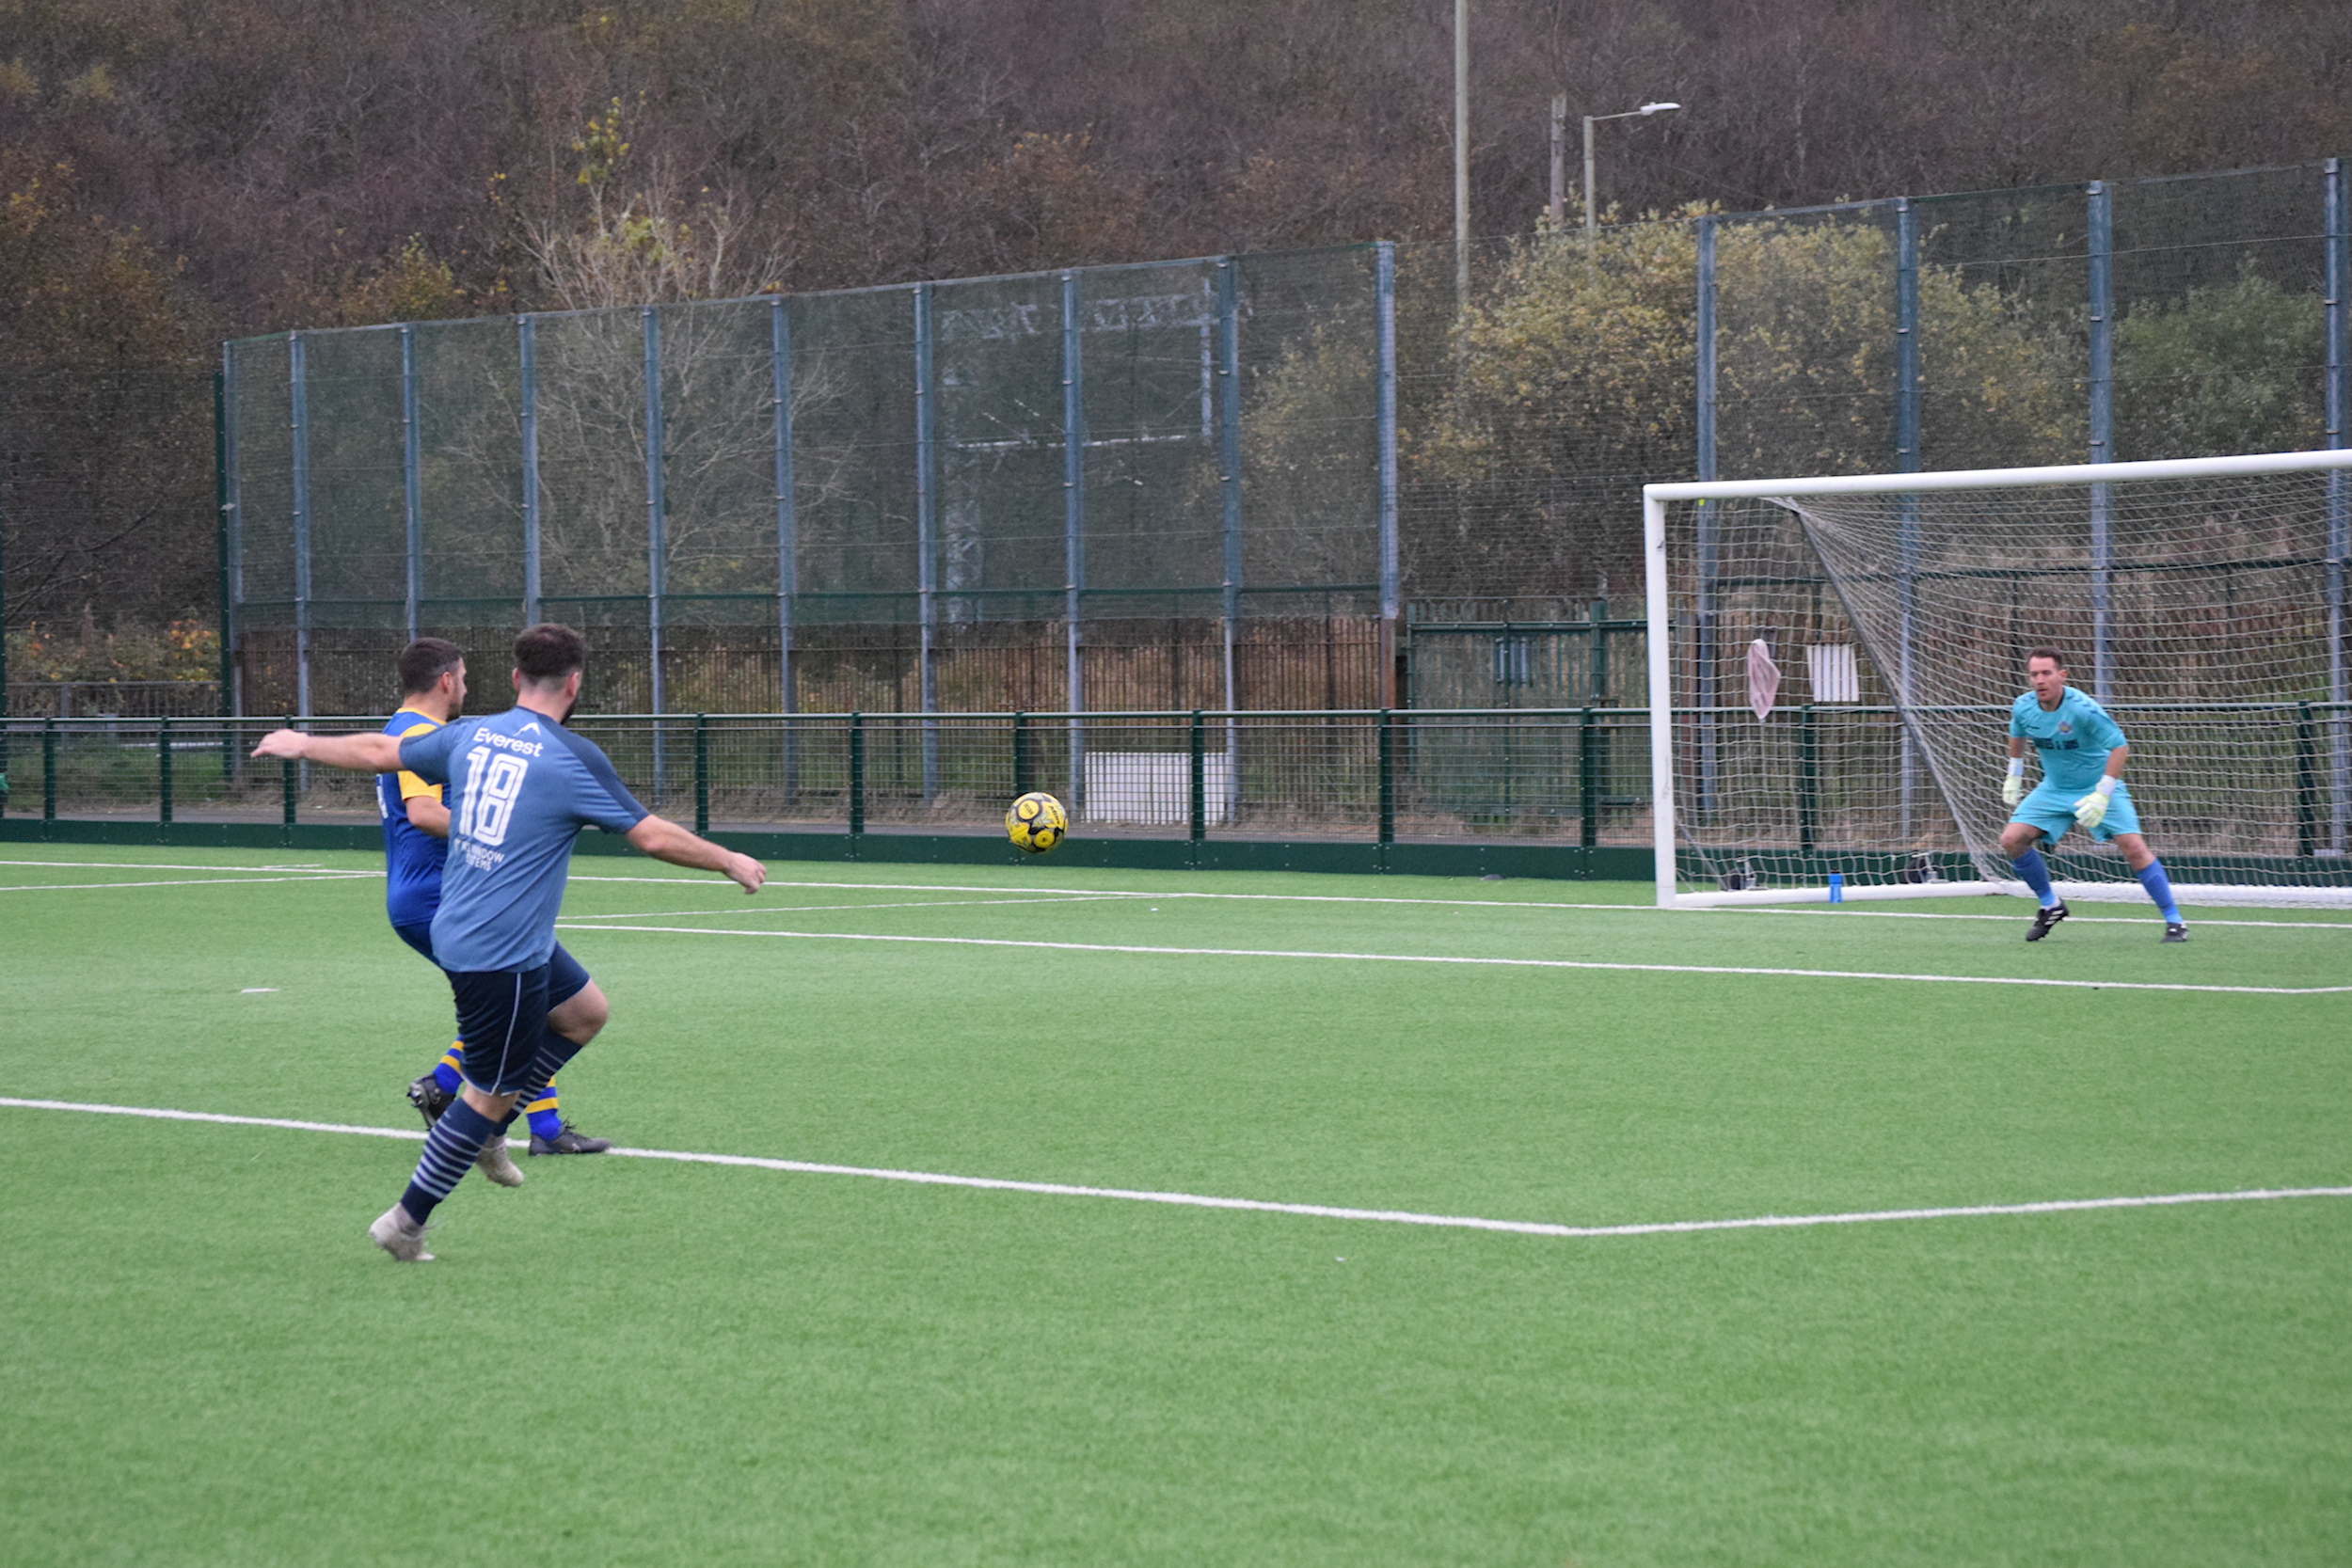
[
  {"left": 4, "top": 1097, "right": 2346, "bottom": 1243},
  {"left": 555, "top": 922, "right": 2352, "bottom": 995}
]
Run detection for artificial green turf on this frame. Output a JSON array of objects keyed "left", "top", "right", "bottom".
[{"left": 1, "top": 847, "right": 2347, "bottom": 1564}]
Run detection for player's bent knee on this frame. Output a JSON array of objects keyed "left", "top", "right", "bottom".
[
  {"left": 461, "top": 1084, "right": 520, "bottom": 1119},
  {"left": 550, "top": 980, "right": 610, "bottom": 1043}
]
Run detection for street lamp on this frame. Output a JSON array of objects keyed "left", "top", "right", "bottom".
[{"left": 1581, "top": 101, "right": 1679, "bottom": 244}]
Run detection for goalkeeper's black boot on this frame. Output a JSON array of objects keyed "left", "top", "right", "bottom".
[
  {"left": 405, "top": 1073, "right": 453, "bottom": 1128},
  {"left": 529, "top": 1120, "right": 612, "bottom": 1156},
  {"left": 2025, "top": 902, "right": 2070, "bottom": 942},
  {"left": 2163, "top": 922, "right": 2189, "bottom": 942}
]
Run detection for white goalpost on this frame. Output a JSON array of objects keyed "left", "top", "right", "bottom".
[{"left": 1645, "top": 449, "right": 2352, "bottom": 911}]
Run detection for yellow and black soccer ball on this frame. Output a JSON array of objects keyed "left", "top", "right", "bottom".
[{"left": 1006, "top": 791, "right": 1068, "bottom": 855}]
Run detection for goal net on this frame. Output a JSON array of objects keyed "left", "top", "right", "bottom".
[{"left": 1643, "top": 451, "right": 2352, "bottom": 910}]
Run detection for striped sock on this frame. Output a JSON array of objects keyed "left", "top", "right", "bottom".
[
  {"left": 400, "top": 1099, "right": 496, "bottom": 1224},
  {"left": 500, "top": 1026, "right": 587, "bottom": 1132},
  {"left": 431, "top": 1045, "right": 463, "bottom": 1095}
]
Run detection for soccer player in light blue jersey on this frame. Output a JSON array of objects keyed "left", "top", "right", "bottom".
[
  {"left": 379, "top": 639, "right": 607, "bottom": 1171},
  {"left": 1999, "top": 645, "right": 2186, "bottom": 943},
  {"left": 255, "top": 624, "right": 765, "bottom": 1260}
]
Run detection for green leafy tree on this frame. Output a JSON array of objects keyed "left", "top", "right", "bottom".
[
  {"left": 1400, "top": 209, "right": 2076, "bottom": 602},
  {"left": 2114, "top": 268, "right": 2325, "bottom": 460}
]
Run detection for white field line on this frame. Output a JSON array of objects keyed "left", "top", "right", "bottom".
[
  {"left": 562, "top": 875, "right": 2352, "bottom": 930},
  {"left": 554, "top": 922, "right": 2352, "bottom": 994},
  {"left": 5, "top": 1097, "right": 2344, "bottom": 1242},
  {"left": 0, "top": 859, "right": 356, "bottom": 874},
  {"left": 0, "top": 874, "right": 377, "bottom": 893}
]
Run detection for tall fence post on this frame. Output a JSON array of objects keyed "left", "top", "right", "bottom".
[
  {"left": 280, "top": 716, "right": 298, "bottom": 840},
  {"left": 1011, "top": 710, "right": 1030, "bottom": 798},
  {"left": 2326, "top": 157, "right": 2349, "bottom": 853},
  {"left": 220, "top": 342, "right": 243, "bottom": 723},
  {"left": 643, "top": 307, "right": 667, "bottom": 794},
  {"left": 519, "top": 314, "right": 540, "bottom": 626},
  {"left": 214, "top": 364, "right": 234, "bottom": 783},
  {"left": 42, "top": 716, "right": 56, "bottom": 825},
  {"left": 1061, "top": 270, "right": 1087, "bottom": 810},
  {"left": 1895, "top": 196, "right": 1923, "bottom": 842},
  {"left": 1375, "top": 241, "right": 1401, "bottom": 708},
  {"left": 914, "top": 282, "right": 940, "bottom": 801},
  {"left": 772, "top": 297, "right": 799, "bottom": 800},
  {"left": 1798, "top": 704, "right": 1819, "bottom": 855},
  {"left": 1376, "top": 707, "right": 1395, "bottom": 867},
  {"left": 1, "top": 382, "right": 7, "bottom": 815},
  {"left": 158, "top": 716, "right": 172, "bottom": 830},
  {"left": 1693, "top": 214, "right": 1718, "bottom": 820},
  {"left": 848, "top": 711, "right": 866, "bottom": 849},
  {"left": 289, "top": 332, "right": 312, "bottom": 722},
  {"left": 403, "top": 324, "right": 423, "bottom": 641},
  {"left": 1188, "top": 708, "right": 1206, "bottom": 860},
  {"left": 1579, "top": 705, "right": 1598, "bottom": 850},
  {"left": 2087, "top": 179, "right": 2116, "bottom": 702},
  {"left": 2296, "top": 701, "right": 2319, "bottom": 858},
  {"left": 693, "top": 713, "right": 709, "bottom": 836},
  {"left": 1216, "top": 257, "right": 1242, "bottom": 813}
]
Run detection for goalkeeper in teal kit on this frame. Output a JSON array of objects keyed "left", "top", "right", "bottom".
[{"left": 1998, "top": 645, "right": 2186, "bottom": 942}]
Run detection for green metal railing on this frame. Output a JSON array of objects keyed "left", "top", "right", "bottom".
[
  {"left": 6, "top": 701, "right": 2343, "bottom": 863},
  {"left": 0, "top": 707, "right": 1652, "bottom": 849}
]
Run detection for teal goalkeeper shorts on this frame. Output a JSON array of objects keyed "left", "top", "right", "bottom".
[{"left": 2011, "top": 779, "right": 2141, "bottom": 847}]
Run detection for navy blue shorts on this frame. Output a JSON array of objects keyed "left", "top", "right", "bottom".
[{"left": 444, "top": 943, "right": 592, "bottom": 1096}]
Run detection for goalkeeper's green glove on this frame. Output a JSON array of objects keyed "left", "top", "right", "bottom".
[
  {"left": 2073, "top": 776, "right": 2118, "bottom": 831},
  {"left": 2001, "top": 759, "right": 2025, "bottom": 808}
]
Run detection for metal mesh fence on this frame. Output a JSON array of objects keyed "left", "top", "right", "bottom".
[
  {"left": 211, "top": 161, "right": 2350, "bottom": 729},
  {"left": 223, "top": 249, "right": 1395, "bottom": 721}
]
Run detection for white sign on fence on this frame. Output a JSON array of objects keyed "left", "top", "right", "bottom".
[{"left": 1083, "top": 752, "right": 1232, "bottom": 826}]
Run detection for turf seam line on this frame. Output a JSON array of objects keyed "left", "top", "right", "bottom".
[
  {"left": 564, "top": 894, "right": 1145, "bottom": 921},
  {"left": 551, "top": 923, "right": 2352, "bottom": 993},
  {"left": 0, "top": 875, "right": 379, "bottom": 893},
  {"left": 6, "top": 1098, "right": 2346, "bottom": 1241}
]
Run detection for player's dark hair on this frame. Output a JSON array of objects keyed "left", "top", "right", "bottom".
[
  {"left": 514, "top": 622, "right": 587, "bottom": 686},
  {"left": 396, "top": 637, "right": 465, "bottom": 696},
  {"left": 2026, "top": 645, "right": 2067, "bottom": 670}
]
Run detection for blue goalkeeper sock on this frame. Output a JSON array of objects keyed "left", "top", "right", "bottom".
[
  {"left": 2010, "top": 848, "right": 2058, "bottom": 908},
  {"left": 2136, "top": 858, "right": 2183, "bottom": 924},
  {"left": 400, "top": 1098, "right": 497, "bottom": 1224},
  {"left": 430, "top": 1045, "right": 462, "bottom": 1095}
]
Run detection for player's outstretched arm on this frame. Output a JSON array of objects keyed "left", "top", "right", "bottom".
[
  {"left": 249, "top": 729, "right": 404, "bottom": 772},
  {"left": 624, "top": 814, "right": 766, "bottom": 894}
]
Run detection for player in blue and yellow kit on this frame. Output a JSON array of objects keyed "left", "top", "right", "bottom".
[
  {"left": 1998, "top": 645, "right": 2186, "bottom": 942},
  {"left": 378, "top": 639, "right": 609, "bottom": 1164},
  {"left": 255, "top": 623, "right": 765, "bottom": 1259}
]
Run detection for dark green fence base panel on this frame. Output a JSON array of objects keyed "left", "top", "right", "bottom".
[{"left": 0, "top": 818, "right": 382, "bottom": 852}]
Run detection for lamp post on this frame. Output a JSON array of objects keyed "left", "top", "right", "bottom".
[{"left": 1582, "top": 101, "right": 1679, "bottom": 244}]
